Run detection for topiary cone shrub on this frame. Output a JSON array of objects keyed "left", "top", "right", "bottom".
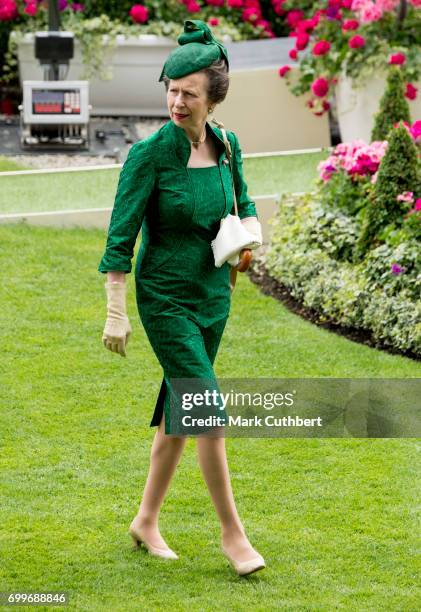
[
  {"left": 355, "top": 121, "right": 420, "bottom": 260},
  {"left": 371, "top": 66, "right": 412, "bottom": 143}
]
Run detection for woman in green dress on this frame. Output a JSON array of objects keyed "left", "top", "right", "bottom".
[{"left": 98, "top": 20, "right": 265, "bottom": 576}]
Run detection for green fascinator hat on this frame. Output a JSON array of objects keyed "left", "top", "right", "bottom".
[{"left": 158, "top": 19, "right": 229, "bottom": 82}]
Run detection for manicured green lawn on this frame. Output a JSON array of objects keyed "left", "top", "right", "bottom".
[
  {"left": 0, "top": 156, "right": 31, "bottom": 172},
  {"left": 0, "top": 152, "right": 327, "bottom": 214},
  {"left": 1, "top": 224, "right": 420, "bottom": 611}
]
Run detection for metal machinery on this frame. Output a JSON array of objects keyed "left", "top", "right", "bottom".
[{"left": 18, "top": 2, "right": 91, "bottom": 150}]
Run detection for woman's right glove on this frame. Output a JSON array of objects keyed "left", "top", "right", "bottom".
[{"left": 102, "top": 281, "right": 132, "bottom": 357}]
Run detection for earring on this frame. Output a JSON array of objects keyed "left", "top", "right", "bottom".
[{"left": 208, "top": 108, "right": 214, "bottom": 114}]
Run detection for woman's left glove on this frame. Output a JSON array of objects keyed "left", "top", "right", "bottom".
[{"left": 102, "top": 282, "right": 132, "bottom": 357}]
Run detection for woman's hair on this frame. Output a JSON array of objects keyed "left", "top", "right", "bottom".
[{"left": 162, "top": 59, "right": 229, "bottom": 105}]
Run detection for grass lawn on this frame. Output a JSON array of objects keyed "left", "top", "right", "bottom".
[
  {"left": 0, "top": 152, "right": 327, "bottom": 215},
  {"left": 1, "top": 224, "right": 420, "bottom": 610},
  {"left": 0, "top": 156, "right": 32, "bottom": 172}
]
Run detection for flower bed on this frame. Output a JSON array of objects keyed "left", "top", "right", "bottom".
[{"left": 258, "top": 120, "right": 420, "bottom": 356}]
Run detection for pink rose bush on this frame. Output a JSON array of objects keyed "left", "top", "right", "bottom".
[{"left": 279, "top": 0, "right": 421, "bottom": 116}]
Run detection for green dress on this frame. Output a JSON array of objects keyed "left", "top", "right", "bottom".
[
  {"left": 98, "top": 120, "right": 258, "bottom": 435},
  {"left": 137, "top": 165, "right": 230, "bottom": 434}
]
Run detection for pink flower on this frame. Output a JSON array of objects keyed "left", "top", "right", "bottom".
[
  {"left": 208, "top": 17, "right": 219, "bottom": 26},
  {"left": 129, "top": 4, "right": 149, "bottom": 23},
  {"left": 24, "top": 1, "right": 37, "bottom": 16},
  {"left": 389, "top": 52, "right": 406, "bottom": 65},
  {"left": 319, "top": 139, "right": 388, "bottom": 181},
  {"left": 409, "top": 120, "right": 421, "bottom": 141},
  {"left": 397, "top": 191, "right": 414, "bottom": 203},
  {"left": 311, "top": 77, "right": 329, "bottom": 98},
  {"left": 342, "top": 19, "right": 359, "bottom": 31},
  {"left": 286, "top": 9, "right": 304, "bottom": 29},
  {"left": 186, "top": 0, "right": 201, "bottom": 12},
  {"left": 359, "top": 2, "right": 382, "bottom": 23},
  {"left": 278, "top": 65, "right": 291, "bottom": 77},
  {"left": 227, "top": 0, "right": 243, "bottom": 6},
  {"left": 391, "top": 263, "right": 404, "bottom": 275},
  {"left": 207, "top": 0, "right": 224, "bottom": 5},
  {"left": 0, "top": 0, "right": 18, "bottom": 20},
  {"left": 349, "top": 35, "right": 365, "bottom": 49},
  {"left": 408, "top": 0, "right": 421, "bottom": 5},
  {"left": 242, "top": 6, "right": 260, "bottom": 22},
  {"left": 256, "top": 18, "right": 271, "bottom": 30},
  {"left": 415, "top": 199, "right": 421, "bottom": 211},
  {"left": 405, "top": 83, "right": 418, "bottom": 100},
  {"left": 272, "top": 0, "right": 286, "bottom": 16},
  {"left": 289, "top": 48, "right": 298, "bottom": 60},
  {"left": 295, "top": 33, "right": 310, "bottom": 50},
  {"left": 296, "top": 18, "right": 316, "bottom": 33},
  {"left": 312, "top": 40, "right": 331, "bottom": 56},
  {"left": 377, "top": 0, "right": 399, "bottom": 10},
  {"left": 71, "top": 3, "right": 85, "bottom": 11}
]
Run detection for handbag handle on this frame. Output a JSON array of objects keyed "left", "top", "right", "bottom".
[
  {"left": 211, "top": 117, "right": 239, "bottom": 217},
  {"left": 210, "top": 118, "right": 252, "bottom": 285}
]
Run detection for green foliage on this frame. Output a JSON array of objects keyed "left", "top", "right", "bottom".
[
  {"left": 264, "top": 193, "right": 421, "bottom": 355},
  {"left": 371, "top": 66, "right": 411, "bottom": 142},
  {"left": 304, "top": 198, "right": 361, "bottom": 263},
  {"left": 316, "top": 171, "right": 371, "bottom": 218},
  {"left": 356, "top": 122, "right": 420, "bottom": 257}
]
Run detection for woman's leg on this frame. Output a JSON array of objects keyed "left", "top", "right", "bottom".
[
  {"left": 196, "top": 435, "right": 261, "bottom": 562},
  {"left": 132, "top": 413, "right": 187, "bottom": 549}
]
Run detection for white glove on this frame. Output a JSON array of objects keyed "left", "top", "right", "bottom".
[
  {"left": 240, "top": 216, "right": 263, "bottom": 243},
  {"left": 226, "top": 217, "right": 263, "bottom": 267},
  {"left": 102, "top": 281, "right": 132, "bottom": 357}
]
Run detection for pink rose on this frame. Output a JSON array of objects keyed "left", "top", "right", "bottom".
[
  {"left": 186, "top": 1, "right": 201, "bottom": 12},
  {"left": 415, "top": 199, "right": 421, "bottom": 211},
  {"left": 208, "top": 17, "right": 219, "bottom": 26},
  {"left": 312, "top": 40, "right": 331, "bottom": 56},
  {"left": 295, "top": 33, "right": 309, "bottom": 50},
  {"left": 286, "top": 9, "right": 304, "bottom": 29},
  {"left": 288, "top": 48, "right": 298, "bottom": 60},
  {"left": 389, "top": 52, "right": 406, "bottom": 65},
  {"left": 24, "top": 1, "right": 37, "bottom": 16},
  {"left": 342, "top": 19, "right": 359, "bottom": 31},
  {"left": 207, "top": 0, "right": 224, "bottom": 6},
  {"left": 409, "top": 120, "right": 421, "bottom": 141},
  {"left": 396, "top": 191, "right": 414, "bottom": 203},
  {"left": 405, "top": 83, "right": 418, "bottom": 100},
  {"left": 278, "top": 65, "right": 291, "bottom": 77},
  {"left": 311, "top": 77, "right": 329, "bottom": 97},
  {"left": 242, "top": 7, "right": 260, "bottom": 22},
  {"left": 296, "top": 19, "right": 316, "bottom": 33},
  {"left": 349, "top": 35, "right": 366, "bottom": 49},
  {"left": 0, "top": 0, "right": 18, "bottom": 21},
  {"left": 227, "top": 0, "right": 243, "bottom": 6},
  {"left": 129, "top": 4, "right": 149, "bottom": 23}
]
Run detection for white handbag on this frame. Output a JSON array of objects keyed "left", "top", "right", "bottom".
[{"left": 210, "top": 118, "right": 263, "bottom": 268}]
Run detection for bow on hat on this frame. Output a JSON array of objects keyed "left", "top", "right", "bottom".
[{"left": 158, "top": 19, "right": 229, "bottom": 82}]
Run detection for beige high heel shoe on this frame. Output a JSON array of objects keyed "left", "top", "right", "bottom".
[
  {"left": 221, "top": 545, "right": 266, "bottom": 576},
  {"left": 128, "top": 519, "right": 178, "bottom": 560}
]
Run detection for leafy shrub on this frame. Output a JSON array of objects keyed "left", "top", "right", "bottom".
[
  {"left": 264, "top": 193, "right": 421, "bottom": 356},
  {"left": 371, "top": 65, "right": 411, "bottom": 142},
  {"left": 356, "top": 121, "right": 420, "bottom": 256}
]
